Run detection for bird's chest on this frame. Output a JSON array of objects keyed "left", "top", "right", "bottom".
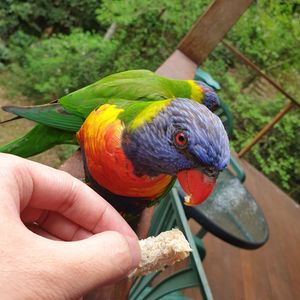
[{"left": 77, "top": 105, "right": 172, "bottom": 200}]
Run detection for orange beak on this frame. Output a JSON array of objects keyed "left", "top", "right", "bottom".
[{"left": 177, "top": 168, "right": 216, "bottom": 206}]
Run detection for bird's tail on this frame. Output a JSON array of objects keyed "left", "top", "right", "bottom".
[
  {"left": 0, "top": 102, "right": 83, "bottom": 157},
  {"left": 0, "top": 124, "right": 77, "bottom": 157}
]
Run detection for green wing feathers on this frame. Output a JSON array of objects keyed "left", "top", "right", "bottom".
[
  {"left": 3, "top": 104, "right": 84, "bottom": 132},
  {"left": 1, "top": 104, "right": 81, "bottom": 157},
  {"left": 0, "top": 124, "right": 77, "bottom": 157}
]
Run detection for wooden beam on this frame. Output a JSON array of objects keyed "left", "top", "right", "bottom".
[
  {"left": 238, "top": 101, "right": 296, "bottom": 158},
  {"left": 178, "top": 0, "right": 254, "bottom": 64},
  {"left": 156, "top": 50, "right": 197, "bottom": 80}
]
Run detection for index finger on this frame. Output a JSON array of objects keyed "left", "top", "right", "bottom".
[{"left": 1, "top": 154, "right": 137, "bottom": 239}]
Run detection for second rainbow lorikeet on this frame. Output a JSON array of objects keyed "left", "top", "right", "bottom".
[{"left": 0, "top": 70, "right": 230, "bottom": 223}]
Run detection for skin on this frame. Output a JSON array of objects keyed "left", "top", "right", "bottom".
[{"left": 0, "top": 153, "right": 141, "bottom": 299}]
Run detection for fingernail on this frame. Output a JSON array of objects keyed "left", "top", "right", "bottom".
[{"left": 124, "top": 236, "right": 141, "bottom": 269}]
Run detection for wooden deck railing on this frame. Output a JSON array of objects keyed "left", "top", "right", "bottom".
[{"left": 220, "top": 41, "right": 300, "bottom": 158}]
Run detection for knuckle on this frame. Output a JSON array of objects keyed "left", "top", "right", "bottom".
[{"left": 107, "top": 231, "right": 133, "bottom": 273}]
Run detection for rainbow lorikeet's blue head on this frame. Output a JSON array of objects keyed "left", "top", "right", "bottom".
[
  {"left": 122, "top": 98, "right": 230, "bottom": 205},
  {"left": 195, "top": 81, "right": 220, "bottom": 112}
]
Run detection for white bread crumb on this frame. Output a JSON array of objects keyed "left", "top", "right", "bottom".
[{"left": 129, "top": 228, "right": 192, "bottom": 277}]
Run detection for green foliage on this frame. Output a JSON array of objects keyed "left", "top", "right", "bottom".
[
  {"left": 0, "top": 39, "right": 10, "bottom": 69},
  {"left": 96, "top": 0, "right": 211, "bottom": 71},
  {"left": 0, "top": 0, "right": 103, "bottom": 40},
  {"left": 7, "top": 31, "right": 116, "bottom": 102},
  {"left": 6, "top": 31, "right": 38, "bottom": 63},
  {"left": 235, "top": 96, "right": 300, "bottom": 200},
  {"left": 228, "top": 1, "right": 300, "bottom": 70}
]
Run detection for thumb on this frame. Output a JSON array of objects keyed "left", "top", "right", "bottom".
[{"left": 40, "top": 231, "right": 141, "bottom": 299}]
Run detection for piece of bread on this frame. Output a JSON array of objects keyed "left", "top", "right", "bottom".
[{"left": 129, "top": 228, "right": 192, "bottom": 277}]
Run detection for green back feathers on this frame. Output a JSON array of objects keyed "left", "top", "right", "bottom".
[
  {"left": 59, "top": 69, "right": 197, "bottom": 117},
  {"left": 156, "top": 76, "right": 193, "bottom": 99},
  {"left": 59, "top": 70, "right": 162, "bottom": 114},
  {"left": 99, "top": 69, "right": 155, "bottom": 81}
]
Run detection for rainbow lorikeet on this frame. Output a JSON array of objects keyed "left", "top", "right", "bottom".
[{"left": 0, "top": 70, "right": 230, "bottom": 223}]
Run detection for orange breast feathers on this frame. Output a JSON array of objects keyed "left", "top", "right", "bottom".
[{"left": 76, "top": 104, "right": 173, "bottom": 199}]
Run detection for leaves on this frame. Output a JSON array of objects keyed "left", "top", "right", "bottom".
[
  {"left": 96, "top": 0, "right": 210, "bottom": 71},
  {"left": 0, "top": 0, "right": 102, "bottom": 39},
  {"left": 6, "top": 30, "right": 117, "bottom": 102}
]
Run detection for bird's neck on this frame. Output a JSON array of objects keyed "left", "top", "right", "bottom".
[{"left": 77, "top": 104, "right": 174, "bottom": 200}]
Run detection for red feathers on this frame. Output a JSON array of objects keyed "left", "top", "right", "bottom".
[{"left": 77, "top": 105, "right": 172, "bottom": 200}]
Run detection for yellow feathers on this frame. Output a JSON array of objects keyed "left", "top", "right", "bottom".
[
  {"left": 129, "top": 99, "right": 172, "bottom": 131},
  {"left": 187, "top": 80, "right": 203, "bottom": 102}
]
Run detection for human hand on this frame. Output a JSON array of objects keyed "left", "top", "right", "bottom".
[{"left": 0, "top": 153, "right": 140, "bottom": 299}]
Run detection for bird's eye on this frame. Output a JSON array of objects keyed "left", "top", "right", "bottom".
[{"left": 174, "top": 132, "right": 188, "bottom": 149}]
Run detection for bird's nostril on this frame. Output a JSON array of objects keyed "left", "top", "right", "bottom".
[{"left": 205, "top": 167, "right": 219, "bottom": 178}]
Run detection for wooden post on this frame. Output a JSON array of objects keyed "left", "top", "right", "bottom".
[
  {"left": 238, "top": 101, "right": 295, "bottom": 158},
  {"left": 178, "top": 0, "right": 254, "bottom": 64}
]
